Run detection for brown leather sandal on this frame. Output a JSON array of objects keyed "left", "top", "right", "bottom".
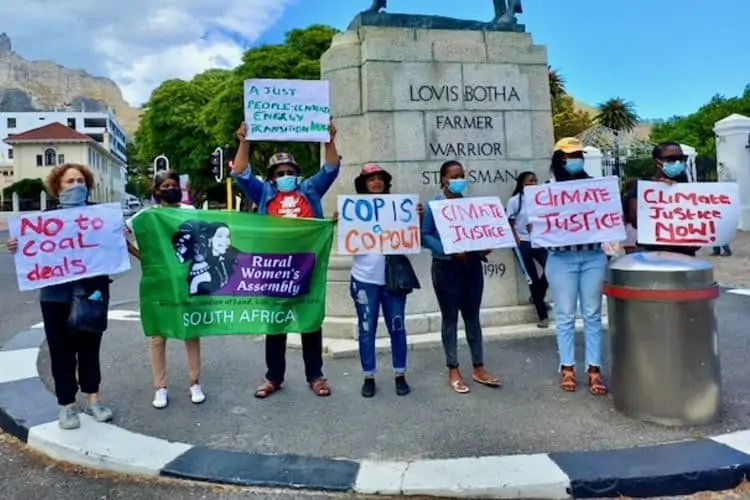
[
  {"left": 588, "top": 370, "right": 608, "bottom": 396},
  {"left": 560, "top": 368, "right": 576, "bottom": 392},
  {"left": 310, "top": 377, "right": 331, "bottom": 397},
  {"left": 254, "top": 381, "right": 280, "bottom": 399}
]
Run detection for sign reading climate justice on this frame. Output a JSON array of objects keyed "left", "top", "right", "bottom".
[
  {"left": 429, "top": 196, "right": 515, "bottom": 254},
  {"left": 525, "top": 176, "right": 625, "bottom": 248},
  {"left": 337, "top": 194, "right": 420, "bottom": 255},
  {"left": 9, "top": 203, "right": 131, "bottom": 291},
  {"left": 637, "top": 181, "right": 739, "bottom": 246},
  {"left": 243, "top": 78, "right": 330, "bottom": 143}
]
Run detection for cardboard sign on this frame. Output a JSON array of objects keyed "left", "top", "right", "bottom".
[
  {"left": 637, "top": 181, "right": 740, "bottom": 246},
  {"left": 526, "top": 176, "right": 626, "bottom": 247},
  {"left": 244, "top": 79, "right": 330, "bottom": 143},
  {"left": 428, "top": 196, "right": 515, "bottom": 254},
  {"left": 9, "top": 203, "right": 131, "bottom": 291},
  {"left": 337, "top": 194, "right": 420, "bottom": 255}
]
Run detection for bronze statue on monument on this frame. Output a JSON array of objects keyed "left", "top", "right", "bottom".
[{"left": 360, "top": 0, "right": 523, "bottom": 27}]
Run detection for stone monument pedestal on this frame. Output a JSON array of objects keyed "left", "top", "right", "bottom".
[{"left": 320, "top": 25, "right": 554, "bottom": 339}]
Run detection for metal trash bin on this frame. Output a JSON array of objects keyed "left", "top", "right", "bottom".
[{"left": 604, "top": 251, "right": 721, "bottom": 426}]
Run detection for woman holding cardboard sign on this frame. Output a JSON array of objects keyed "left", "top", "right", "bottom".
[
  {"left": 421, "top": 160, "right": 500, "bottom": 394},
  {"left": 5, "top": 164, "right": 116, "bottom": 429},
  {"left": 544, "top": 138, "right": 608, "bottom": 396}
]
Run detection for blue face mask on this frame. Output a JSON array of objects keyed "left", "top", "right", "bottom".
[
  {"left": 563, "top": 158, "right": 584, "bottom": 175},
  {"left": 58, "top": 184, "right": 88, "bottom": 207},
  {"left": 447, "top": 178, "right": 468, "bottom": 195},
  {"left": 275, "top": 175, "right": 298, "bottom": 193},
  {"left": 661, "top": 161, "right": 686, "bottom": 178}
]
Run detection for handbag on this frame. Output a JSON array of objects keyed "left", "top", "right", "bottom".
[
  {"left": 384, "top": 255, "right": 420, "bottom": 295},
  {"left": 67, "top": 282, "right": 110, "bottom": 334}
]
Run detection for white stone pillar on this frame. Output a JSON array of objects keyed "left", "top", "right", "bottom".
[
  {"left": 321, "top": 27, "right": 553, "bottom": 339},
  {"left": 12, "top": 191, "right": 19, "bottom": 212},
  {"left": 40, "top": 191, "right": 47, "bottom": 211},
  {"left": 714, "top": 113, "right": 750, "bottom": 230},
  {"left": 680, "top": 143, "right": 698, "bottom": 182},
  {"left": 583, "top": 146, "right": 603, "bottom": 177}
]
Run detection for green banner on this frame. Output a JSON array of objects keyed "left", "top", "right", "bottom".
[{"left": 132, "top": 208, "right": 334, "bottom": 339}]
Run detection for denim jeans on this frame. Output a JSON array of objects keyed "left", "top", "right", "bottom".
[
  {"left": 431, "top": 256, "right": 484, "bottom": 368},
  {"left": 545, "top": 249, "right": 607, "bottom": 369},
  {"left": 518, "top": 241, "right": 549, "bottom": 321},
  {"left": 350, "top": 278, "right": 407, "bottom": 376}
]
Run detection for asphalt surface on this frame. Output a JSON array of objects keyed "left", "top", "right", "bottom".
[{"left": 3, "top": 245, "right": 750, "bottom": 498}]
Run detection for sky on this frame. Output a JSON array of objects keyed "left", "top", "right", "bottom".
[{"left": 3, "top": 0, "right": 749, "bottom": 120}]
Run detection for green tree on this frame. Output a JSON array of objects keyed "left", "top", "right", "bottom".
[
  {"left": 548, "top": 66, "right": 566, "bottom": 103},
  {"left": 596, "top": 98, "right": 639, "bottom": 132},
  {"left": 552, "top": 94, "right": 593, "bottom": 140},
  {"left": 3, "top": 178, "right": 44, "bottom": 198}
]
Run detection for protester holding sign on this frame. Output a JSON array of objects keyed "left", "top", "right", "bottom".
[
  {"left": 335, "top": 164, "right": 422, "bottom": 398},
  {"left": 543, "top": 138, "right": 608, "bottom": 396},
  {"left": 4, "top": 164, "right": 119, "bottom": 429},
  {"left": 421, "top": 160, "right": 500, "bottom": 394},
  {"left": 507, "top": 171, "right": 549, "bottom": 329},
  {"left": 231, "top": 119, "right": 339, "bottom": 399},
  {"left": 125, "top": 171, "right": 205, "bottom": 409}
]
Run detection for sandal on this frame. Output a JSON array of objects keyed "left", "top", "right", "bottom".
[
  {"left": 471, "top": 371, "right": 501, "bottom": 388},
  {"left": 560, "top": 368, "right": 576, "bottom": 392},
  {"left": 310, "top": 377, "right": 331, "bottom": 397},
  {"left": 449, "top": 377, "right": 470, "bottom": 394},
  {"left": 588, "top": 370, "right": 608, "bottom": 396},
  {"left": 254, "top": 381, "right": 280, "bottom": 399}
]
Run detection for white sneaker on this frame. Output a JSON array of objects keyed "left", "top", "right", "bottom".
[
  {"left": 189, "top": 384, "right": 205, "bottom": 404},
  {"left": 152, "top": 388, "right": 168, "bottom": 409}
]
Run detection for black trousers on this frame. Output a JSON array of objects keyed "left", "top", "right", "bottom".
[
  {"left": 519, "top": 241, "right": 549, "bottom": 321},
  {"left": 265, "top": 329, "right": 324, "bottom": 385},
  {"left": 40, "top": 301, "right": 103, "bottom": 406}
]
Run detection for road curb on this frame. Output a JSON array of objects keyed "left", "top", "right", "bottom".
[{"left": 3, "top": 321, "right": 750, "bottom": 498}]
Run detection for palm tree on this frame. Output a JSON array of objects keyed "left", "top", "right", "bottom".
[
  {"left": 548, "top": 66, "right": 566, "bottom": 101},
  {"left": 596, "top": 98, "right": 639, "bottom": 133}
]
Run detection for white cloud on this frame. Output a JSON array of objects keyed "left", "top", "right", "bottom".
[{"left": 1, "top": 0, "right": 296, "bottom": 107}]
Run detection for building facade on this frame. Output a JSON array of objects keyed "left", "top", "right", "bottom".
[
  {"left": 3, "top": 122, "right": 127, "bottom": 202},
  {"left": 0, "top": 109, "right": 127, "bottom": 165}
]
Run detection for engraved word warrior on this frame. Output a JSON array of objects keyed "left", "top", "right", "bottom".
[{"left": 363, "top": 0, "right": 523, "bottom": 24}]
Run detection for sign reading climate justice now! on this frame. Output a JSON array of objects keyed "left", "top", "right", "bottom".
[
  {"left": 525, "top": 176, "right": 626, "bottom": 248},
  {"left": 131, "top": 208, "right": 334, "bottom": 339},
  {"left": 243, "top": 78, "right": 330, "bottom": 143},
  {"left": 637, "top": 181, "right": 740, "bottom": 246},
  {"left": 429, "top": 196, "right": 515, "bottom": 254},
  {"left": 9, "top": 203, "right": 130, "bottom": 291},
  {"left": 337, "top": 194, "right": 421, "bottom": 255}
]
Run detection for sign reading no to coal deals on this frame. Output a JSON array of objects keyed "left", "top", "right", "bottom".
[{"left": 244, "top": 79, "right": 330, "bottom": 143}]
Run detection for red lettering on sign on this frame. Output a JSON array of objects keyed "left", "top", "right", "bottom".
[
  {"left": 22, "top": 232, "right": 100, "bottom": 257},
  {"left": 534, "top": 186, "right": 611, "bottom": 207},
  {"left": 643, "top": 189, "right": 731, "bottom": 206},
  {"left": 449, "top": 224, "right": 507, "bottom": 244},
  {"left": 26, "top": 257, "right": 87, "bottom": 282},
  {"left": 440, "top": 202, "right": 502, "bottom": 222},
  {"left": 344, "top": 226, "right": 420, "bottom": 254},
  {"left": 539, "top": 211, "right": 623, "bottom": 234},
  {"left": 654, "top": 221, "right": 716, "bottom": 244},
  {"left": 19, "top": 215, "right": 63, "bottom": 237}
]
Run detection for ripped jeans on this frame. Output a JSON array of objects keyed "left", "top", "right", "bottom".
[{"left": 350, "top": 277, "right": 408, "bottom": 376}]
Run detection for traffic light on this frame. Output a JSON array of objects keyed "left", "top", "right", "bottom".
[
  {"left": 210, "top": 149, "right": 222, "bottom": 177},
  {"left": 155, "top": 157, "right": 168, "bottom": 171}
]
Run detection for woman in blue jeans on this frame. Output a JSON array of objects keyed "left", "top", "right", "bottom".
[
  {"left": 342, "top": 164, "right": 421, "bottom": 398},
  {"left": 507, "top": 171, "right": 549, "bottom": 328},
  {"left": 544, "top": 138, "right": 608, "bottom": 396}
]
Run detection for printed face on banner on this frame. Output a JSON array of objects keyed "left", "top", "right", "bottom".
[
  {"left": 244, "top": 79, "right": 330, "bottom": 143},
  {"left": 525, "top": 176, "right": 626, "bottom": 248},
  {"left": 429, "top": 196, "right": 515, "bottom": 254},
  {"left": 336, "top": 195, "right": 421, "bottom": 255},
  {"left": 636, "top": 181, "right": 739, "bottom": 246},
  {"left": 9, "top": 203, "right": 131, "bottom": 291}
]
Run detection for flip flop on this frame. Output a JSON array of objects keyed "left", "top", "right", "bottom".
[
  {"left": 449, "top": 378, "right": 470, "bottom": 394},
  {"left": 472, "top": 375, "right": 501, "bottom": 388}
]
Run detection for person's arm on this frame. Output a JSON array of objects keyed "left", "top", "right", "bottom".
[
  {"left": 230, "top": 122, "right": 265, "bottom": 205},
  {"left": 506, "top": 196, "right": 521, "bottom": 245},
  {"left": 307, "top": 120, "right": 341, "bottom": 196},
  {"left": 127, "top": 241, "right": 140, "bottom": 260},
  {"left": 420, "top": 203, "right": 446, "bottom": 255}
]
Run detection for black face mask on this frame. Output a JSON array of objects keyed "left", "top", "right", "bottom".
[{"left": 160, "top": 188, "right": 182, "bottom": 204}]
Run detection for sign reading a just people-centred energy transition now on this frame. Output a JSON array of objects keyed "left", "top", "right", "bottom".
[
  {"left": 337, "top": 194, "right": 421, "bottom": 255},
  {"left": 243, "top": 78, "right": 330, "bottom": 143}
]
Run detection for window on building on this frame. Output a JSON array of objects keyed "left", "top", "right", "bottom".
[
  {"left": 67, "top": 118, "right": 76, "bottom": 128},
  {"left": 84, "top": 118, "right": 106, "bottom": 128},
  {"left": 58, "top": 154, "right": 65, "bottom": 164},
  {"left": 6, "top": 118, "right": 16, "bottom": 128},
  {"left": 36, "top": 154, "right": 43, "bottom": 166},
  {"left": 7, "top": 148, "right": 12, "bottom": 159},
  {"left": 44, "top": 148, "right": 57, "bottom": 166},
  {"left": 87, "top": 133, "right": 104, "bottom": 143}
]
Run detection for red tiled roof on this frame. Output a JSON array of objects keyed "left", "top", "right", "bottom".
[{"left": 4, "top": 122, "right": 93, "bottom": 144}]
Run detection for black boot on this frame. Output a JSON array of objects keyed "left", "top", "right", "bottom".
[
  {"left": 361, "top": 377, "right": 376, "bottom": 398},
  {"left": 395, "top": 375, "right": 410, "bottom": 396}
]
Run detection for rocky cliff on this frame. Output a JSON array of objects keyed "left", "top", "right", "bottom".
[{"left": 0, "top": 33, "right": 140, "bottom": 134}]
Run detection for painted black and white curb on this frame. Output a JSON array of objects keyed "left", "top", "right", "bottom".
[{"left": 3, "top": 301, "right": 750, "bottom": 499}]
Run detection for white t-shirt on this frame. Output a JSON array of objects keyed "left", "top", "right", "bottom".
[
  {"left": 351, "top": 254, "right": 386, "bottom": 286},
  {"left": 125, "top": 204, "right": 195, "bottom": 248},
  {"left": 506, "top": 194, "right": 530, "bottom": 241}
]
